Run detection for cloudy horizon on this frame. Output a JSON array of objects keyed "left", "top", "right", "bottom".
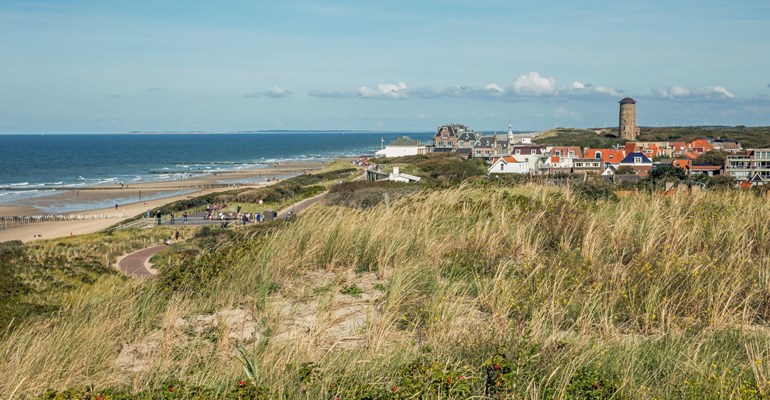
[{"left": 1, "top": 0, "right": 769, "bottom": 133}]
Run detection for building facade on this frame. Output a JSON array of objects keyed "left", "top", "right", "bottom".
[
  {"left": 619, "top": 97, "right": 639, "bottom": 141},
  {"left": 725, "top": 149, "right": 770, "bottom": 182}
]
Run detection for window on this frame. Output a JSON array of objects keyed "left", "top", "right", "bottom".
[
  {"left": 634, "top": 157, "right": 642, "bottom": 164},
  {"left": 515, "top": 150, "right": 521, "bottom": 155},
  {"left": 500, "top": 163, "right": 504, "bottom": 171},
  {"left": 555, "top": 150, "right": 561, "bottom": 156},
  {"left": 568, "top": 151, "right": 575, "bottom": 158},
  {"left": 594, "top": 152, "right": 602, "bottom": 159}
]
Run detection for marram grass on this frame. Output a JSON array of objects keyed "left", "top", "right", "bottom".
[{"left": 2, "top": 184, "right": 770, "bottom": 399}]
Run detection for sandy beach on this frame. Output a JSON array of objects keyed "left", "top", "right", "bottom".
[{"left": 0, "top": 161, "right": 326, "bottom": 243}]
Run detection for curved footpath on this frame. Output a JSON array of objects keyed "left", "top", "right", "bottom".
[
  {"left": 116, "top": 245, "right": 165, "bottom": 278},
  {"left": 115, "top": 192, "right": 328, "bottom": 278}
]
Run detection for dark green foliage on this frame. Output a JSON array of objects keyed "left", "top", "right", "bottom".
[
  {"left": 534, "top": 128, "right": 624, "bottom": 148},
  {"left": 326, "top": 181, "right": 420, "bottom": 209},
  {"left": 639, "top": 126, "right": 770, "bottom": 148},
  {"left": 692, "top": 174, "right": 737, "bottom": 190},
  {"left": 650, "top": 165, "right": 688, "bottom": 181},
  {"left": 0, "top": 239, "right": 119, "bottom": 333},
  {"left": 573, "top": 180, "right": 619, "bottom": 202},
  {"left": 38, "top": 380, "right": 270, "bottom": 399},
  {"left": 378, "top": 153, "right": 487, "bottom": 184},
  {"left": 0, "top": 241, "right": 35, "bottom": 332},
  {"left": 565, "top": 368, "right": 620, "bottom": 399},
  {"left": 414, "top": 155, "right": 487, "bottom": 184},
  {"left": 694, "top": 150, "right": 729, "bottom": 166},
  {"left": 615, "top": 166, "right": 636, "bottom": 175},
  {"left": 340, "top": 284, "right": 363, "bottom": 298}
]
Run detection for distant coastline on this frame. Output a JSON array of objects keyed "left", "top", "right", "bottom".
[{"left": 125, "top": 130, "right": 414, "bottom": 135}]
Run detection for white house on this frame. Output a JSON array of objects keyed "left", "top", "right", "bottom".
[
  {"left": 488, "top": 156, "right": 529, "bottom": 174},
  {"left": 387, "top": 166, "right": 422, "bottom": 183},
  {"left": 375, "top": 136, "right": 426, "bottom": 158}
]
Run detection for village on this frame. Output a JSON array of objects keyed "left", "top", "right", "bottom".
[{"left": 373, "top": 97, "right": 769, "bottom": 189}]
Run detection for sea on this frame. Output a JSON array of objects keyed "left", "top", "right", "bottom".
[{"left": 0, "top": 132, "right": 434, "bottom": 213}]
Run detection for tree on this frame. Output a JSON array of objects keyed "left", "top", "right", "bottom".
[
  {"left": 650, "top": 165, "right": 687, "bottom": 181},
  {"left": 615, "top": 166, "right": 636, "bottom": 175},
  {"left": 694, "top": 150, "right": 728, "bottom": 166}
]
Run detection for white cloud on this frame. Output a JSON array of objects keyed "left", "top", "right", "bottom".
[
  {"left": 245, "top": 86, "right": 292, "bottom": 98},
  {"left": 653, "top": 85, "right": 735, "bottom": 100},
  {"left": 307, "top": 74, "right": 621, "bottom": 101},
  {"left": 412, "top": 83, "right": 505, "bottom": 99},
  {"left": 357, "top": 82, "right": 408, "bottom": 99},
  {"left": 512, "top": 72, "right": 557, "bottom": 95},
  {"left": 562, "top": 81, "right": 621, "bottom": 97},
  {"left": 703, "top": 86, "right": 735, "bottom": 98},
  {"left": 484, "top": 83, "right": 504, "bottom": 94}
]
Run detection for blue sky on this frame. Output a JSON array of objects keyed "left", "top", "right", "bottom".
[{"left": 1, "top": 0, "right": 769, "bottom": 133}]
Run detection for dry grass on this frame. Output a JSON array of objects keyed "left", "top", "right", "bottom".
[{"left": 2, "top": 184, "right": 770, "bottom": 398}]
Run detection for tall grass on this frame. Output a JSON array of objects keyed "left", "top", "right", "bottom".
[{"left": 2, "top": 184, "right": 770, "bottom": 398}]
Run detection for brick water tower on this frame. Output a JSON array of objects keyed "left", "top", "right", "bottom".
[{"left": 619, "top": 97, "right": 639, "bottom": 141}]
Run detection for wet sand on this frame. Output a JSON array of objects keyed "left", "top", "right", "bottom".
[{"left": 0, "top": 162, "right": 326, "bottom": 243}]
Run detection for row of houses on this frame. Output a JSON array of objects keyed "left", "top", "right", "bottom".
[{"left": 375, "top": 123, "right": 768, "bottom": 186}]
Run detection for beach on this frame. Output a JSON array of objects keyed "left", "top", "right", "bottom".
[{"left": 0, "top": 162, "right": 325, "bottom": 243}]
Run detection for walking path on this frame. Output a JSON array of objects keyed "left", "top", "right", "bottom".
[
  {"left": 114, "top": 192, "right": 327, "bottom": 279},
  {"left": 276, "top": 192, "right": 327, "bottom": 219},
  {"left": 115, "top": 245, "right": 166, "bottom": 278}
]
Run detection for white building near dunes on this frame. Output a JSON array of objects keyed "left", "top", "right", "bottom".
[
  {"left": 375, "top": 136, "right": 426, "bottom": 158},
  {"left": 488, "top": 156, "right": 529, "bottom": 174}
]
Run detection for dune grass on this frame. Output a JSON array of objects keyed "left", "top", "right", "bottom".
[{"left": 3, "top": 184, "right": 770, "bottom": 398}]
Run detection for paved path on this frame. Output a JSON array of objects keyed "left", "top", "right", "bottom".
[
  {"left": 113, "top": 193, "right": 327, "bottom": 279},
  {"left": 277, "top": 192, "right": 327, "bottom": 219},
  {"left": 116, "top": 244, "right": 167, "bottom": 278}
]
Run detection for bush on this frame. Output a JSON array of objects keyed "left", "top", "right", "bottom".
[
  {"left": 573, "top": 180, "right": 619, "bottom": 202},
  {"left": 326, "top": 181, "right": 420, "bottom": 209}
]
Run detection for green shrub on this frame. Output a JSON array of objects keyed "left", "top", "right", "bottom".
[{"left": 574, "top": 180, "right": 618, "bottom": 202}]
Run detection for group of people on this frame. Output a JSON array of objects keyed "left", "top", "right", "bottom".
[
  {"left": 147, "top": 203, "right": 286, "bottom": 228},
  {"left": 151, "top": 210, "right": 188, "bottom": 225}
]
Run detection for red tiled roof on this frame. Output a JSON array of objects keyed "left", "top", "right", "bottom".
[
  {"left": 673, "top": 159, "right": 691, "bottom": 170},
  {"left": 690, "top": 165, "right": 723, "bottom": 171},
  {"left": 502, "top": 156, "right": 520, "bottom": 163},
  {"left": 584, "top": 148, "right": 626, "bottom": 164}
]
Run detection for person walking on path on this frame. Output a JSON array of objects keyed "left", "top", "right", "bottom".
[
  {"left": 175, "top": 229, "right": 180, "bottom": 241},
  {"left": 156, "top": 210, "right": 161, "bottom": 225},
  {"left": 182, "top": 211, "right": 188, "bottom": 223},
  {"left": 170, "top": 212, "right": 175, "bottom": 225}
]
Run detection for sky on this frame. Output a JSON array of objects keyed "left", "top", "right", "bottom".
[{"left": 1, "top": 0, "right": 769, "bottom": 133}]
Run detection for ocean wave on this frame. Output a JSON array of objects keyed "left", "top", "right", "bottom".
[
  {"left": 131, "top": 176, "right": 142, "bottom": 181},
  {"left": 10, "top": 182, "right": 29, "bottom": 186}
]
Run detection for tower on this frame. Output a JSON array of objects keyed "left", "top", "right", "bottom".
[{"left": 619, "top": 97, "right": 638, "bottom": 141}]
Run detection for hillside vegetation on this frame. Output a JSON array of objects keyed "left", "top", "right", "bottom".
[
  {"left": 534, "top": 128, "right": 623, "bottom": 148},
  {"left": 534, "top": 125, "right": 770, "bottom": 149},
  {"left": 3, "top": 181, "right": 770, "bottom": 399},
  {"left": 639, "top": 126, "right": 770, "bottom": 148}
]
